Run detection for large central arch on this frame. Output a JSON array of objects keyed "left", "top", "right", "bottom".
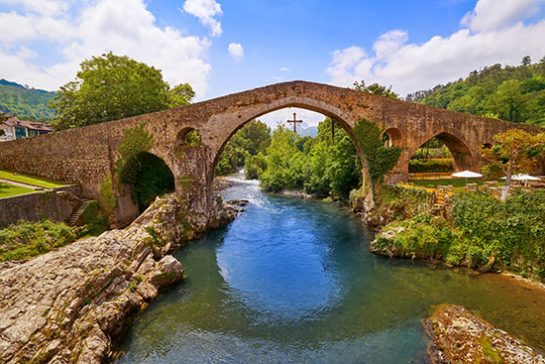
[{"left": 205, "top": 96, "right": 372, "bottom": 193}]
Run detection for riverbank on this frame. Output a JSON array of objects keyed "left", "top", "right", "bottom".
[{"left": 0, "top": 194, "right": 240, "bottom": 363}]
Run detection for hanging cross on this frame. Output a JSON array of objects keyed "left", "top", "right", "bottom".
[{"left": 286, "top": 112, "right": 302, "bottom": 133}]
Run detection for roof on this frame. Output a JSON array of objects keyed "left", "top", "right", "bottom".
[{"left": 4, "top": 117, "right": 53, "bottom": 132}]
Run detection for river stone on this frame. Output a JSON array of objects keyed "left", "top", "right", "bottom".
[
  {"left": 425, "top": 304, "right": 545, "bottom": 364},
  {"left": 0, "top": 193, "right": 239, "bottom": 363}
]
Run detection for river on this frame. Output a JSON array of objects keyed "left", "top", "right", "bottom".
[{"left": 118, "top": 173, "right": 545, "bottom": 363}]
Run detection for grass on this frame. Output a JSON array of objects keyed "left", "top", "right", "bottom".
[
  {"left": 0, "top": 182, "right": 34, "bottom": 198},
  {"left": 409, "top": 178, "right": 472, "bottom": 188},
  {"left": 0, "top": 170, "right": 67, "bottom": 189}
]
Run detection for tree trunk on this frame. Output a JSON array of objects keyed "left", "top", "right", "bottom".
[{"left": 501, "top": 161, "right": 513, "bottom": 202}]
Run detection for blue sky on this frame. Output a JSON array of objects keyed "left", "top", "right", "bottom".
[{"left": 1, "top": 0, "right": 545, "bottom": 125}]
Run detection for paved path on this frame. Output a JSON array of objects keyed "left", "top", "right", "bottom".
[{"left": 0, "top": 178, "right": 42, "bottom": 190}]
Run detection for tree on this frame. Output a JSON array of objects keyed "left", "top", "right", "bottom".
[
  {"left": 522, "top": 55, "right": 532, "bottom": 66},
  {"left": 485, "top": 80, "right": 527, "bottom": 122},
  {"left": 169, "top": 83, "right": 195, "bottom": 107},
  {"left": 353, "top": 81, "right": 399, "bottom": 99},
  {"left": 482, "top": 129, "right": 545, "bottom": 201},
  {"left": 51, "top": 52, "right": 194, "bottom": 130}
]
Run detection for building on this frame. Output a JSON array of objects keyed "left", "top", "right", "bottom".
[{"left": 0, "top": 117, "right": 53, "bottom": 142}]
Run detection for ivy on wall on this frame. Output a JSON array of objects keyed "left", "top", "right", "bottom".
[
  {"left": 353, "top": 119, "right": 402, "bottom": 187},
  {"left": 116, "top": 123, "right": 154, "bottom": 184}
]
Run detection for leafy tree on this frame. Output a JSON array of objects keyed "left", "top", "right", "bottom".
[
  {"left": 260, "top": 126, "right": 305, "bottom": 192},
  {"left": 169, "top": 83, "right": 195, "bottom": 107},
  {"left": 215, "top": 120, "right": 271, "bottom": 176},
  {"left": 353, "top": 80, "right": 399, "bottom": 99},
  {"left": 51, "top": 53, "right": 194, "bottom": 130},
  {"left": 482, "top": 129, "right": 545, "bottom": 201},
  {"left": 485, "top": 80, "right": 527, "bottom": 122},
  {"left": 522, "top": 55, "right": 532, "bottom": 66},
  {"left": 0, "top": 80, "right": 55, "bottom": 121}
]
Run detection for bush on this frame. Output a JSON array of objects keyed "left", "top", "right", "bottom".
[
  {"left": 409, "top": 158, "right": 453, "bottom": 173},
  {"left": 0, "top": 220, "right": 77, "bottom": 262}
]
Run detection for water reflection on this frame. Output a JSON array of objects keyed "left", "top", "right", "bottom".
[{"left": 118, "top": 173, "right": 545, "bottom": 363}]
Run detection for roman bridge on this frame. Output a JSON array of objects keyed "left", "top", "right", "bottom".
[{"left": 0, "top": 81, "right": 536, "bottom": 226}]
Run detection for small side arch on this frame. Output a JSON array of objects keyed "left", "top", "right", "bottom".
[
  {"left": 382, "top": 127, "right": 403, "bottom": 147},
  {"left": 410, "top": 131, "right": 476, "bottom": 172}
]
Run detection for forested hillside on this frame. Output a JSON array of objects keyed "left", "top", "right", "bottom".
[
  {"left": 407, "top": 57, "right": 545, "bottom": 126},
  {"left": 0, "top": 79, "right": 56, "bottom": 120}
]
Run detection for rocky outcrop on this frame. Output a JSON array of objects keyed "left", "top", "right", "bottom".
[
  {"left": 425, "top": 304, "right": 545, "bottom": 364},
  {"left": 0, "top": 194, "right": 238, "bottom": 364}
]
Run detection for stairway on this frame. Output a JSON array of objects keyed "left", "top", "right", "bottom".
[{"left": 67, "top": 200, "right": 92, "bottom": 226}]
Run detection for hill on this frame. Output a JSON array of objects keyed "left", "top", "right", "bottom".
[
  {"left": 407, "top": 57, "right": 545, "bottom": 127},
  {"left": 0, "top": 79, "right": 56, "bottom": 121}
]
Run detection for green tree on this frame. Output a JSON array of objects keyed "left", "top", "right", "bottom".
[
  {"left": 215, "top": 120, "right": 271, "bottom": 176},
  {"left": 522, "top": 55, "right": 532, "bottom": 66},
  {"left": 169, "top": 83, "right": 195, "bottom": 107},
  {"left": 483, "top": 129, "right": 545, "bottom": 201},
  {"left": 51, "top": 53, "right": 193, "bottom": 130},
  {"left": 260, "top": 126, "right": 305, "bottom": 192},
  {"left": 353, "top": 80, "right": 399, "bottom": 99},
  {"left": 485, "top": 80, "right": 527, "bottom": 122}
]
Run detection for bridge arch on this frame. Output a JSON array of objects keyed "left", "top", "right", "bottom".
[
  {"left": 118, "top": 151, "right": 175, "bottom": 212},
  {"left": 206, "top": 96, "right": 372, "bottom": 194},
  {"left": 409, "top": 131, "right": 477, "bottom": 172}
]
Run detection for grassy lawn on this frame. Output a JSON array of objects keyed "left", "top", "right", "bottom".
[
  {"left": 0, "top": 183, "right": 34, "bottom": 198},
  {"left": 0, "top": 170, "right": 67, "bottom": 189},
  {"left": 409, "top": 178, "right": 471, "bottom": 189}
]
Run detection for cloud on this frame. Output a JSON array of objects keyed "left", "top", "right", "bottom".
[
  {"left": 0, "top": 0, "right": 68, "bottom": 16},
  {"left": 326, "top": 0, "right": 545, "bottom": 96},
  {"left": 280, "top": 67, "right": 290, "bottom": 72},
  {"left": 183, "top": 0, "right": 223, "bottom": 36},
  {"left": 462, "top": 0, "right": 545, "bottom": 32},
  {"left": 259, "top": 108, "right": 326, "bottom": 129},
  {"left": 227, "top": 42, "right": 244, "bottom": 61},
  {"left": 0, "top": 0, "right": 212, "bottom": 96}
]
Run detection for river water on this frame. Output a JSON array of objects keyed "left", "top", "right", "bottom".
[{"left": 118, "top": 173, "right": 545, "bottom": 363}]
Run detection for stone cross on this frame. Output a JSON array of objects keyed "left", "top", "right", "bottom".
[{"left": 286, "top": 112, "right": 302, "bottom": 133}]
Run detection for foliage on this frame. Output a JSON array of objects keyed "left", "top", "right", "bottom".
[
  {"left": 244, "top": 153, "right": 267, "bottom": 179},
  {"left": 215, "top": 120, "right": 271, "bottom": 176},
  {"left": 353, "top": 120, "right": 402, "bottom": 185},
  {"left": 302, "top": 119, "right": 361, "bottom": 198},
  {"left": 0, "top": 79, "right": 56, "bottom": 121},
  {"left": 260, "top": 126, "right": 306, "bottom": 192},
  {"left": 409, "top": 158, "right": 453, "bottom": 173},
  {"left": 77, "top": 201, "right": 109, "bottom": 236},
  {"left": 99, "top": 177, "right": 117, "bottom": 214},
  {"left": 482, "top": 129, "right": 545, "bottom": 200},
  {"left": 376, "top": 190, "right": 545, "bottom": 280},
  {"left": 50, "top": 53, "right": 194, "bottom": 130},
  {"left": 407, "top": 58, "right": 545, "bottom": 125},
  {"left": 353, "top": 80, "right": 399, "bottom": 99},
  {"left": 117, "top": 124, "right": 154, "bottom": 182},
  {"left": 168, "top": 83, "right": 195, "bottom": 107},
  {"left": 0, "top": 220, "right": 77, "bottom": 262},
  {"left": 481, "top": 162, "right": 504, "bottom": 180}
]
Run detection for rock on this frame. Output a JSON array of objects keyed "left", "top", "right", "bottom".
[
  {"left": 0, "top": 193, "right": 237, "bottom": 363},
  {"left": 150, "top": 256, "right": 184, "bottom": 288},
  {"left": 425, "top": 304, "right": 545, "bottom": 364}
]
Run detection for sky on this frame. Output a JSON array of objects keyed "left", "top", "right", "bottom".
[{"left": 1, "top": 0, "right": 545, "bottom": 127}]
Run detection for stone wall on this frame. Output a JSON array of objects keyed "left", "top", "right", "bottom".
[{"left": 0, "top": 185, "right": 81, "bottom": 228}]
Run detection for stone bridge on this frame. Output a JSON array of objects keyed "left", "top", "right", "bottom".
[{"left": 0, "top": 81, "right": 538, "bottom": 226}]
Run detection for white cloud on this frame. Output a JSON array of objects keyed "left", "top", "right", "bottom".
[
  {"left": 183, "top": 0, "right": 223, "bottom": 36},
  {"left": 280, "top": 67, "right": 290, "bottom": 72},
  {"left": 0, "top": 0, "right": 212, "bottom": 96},
  {"left": 327, "top": 0, "right": 545, "bottom": 96},
  {"left": 462, "top": 0, "right": 545, "bottom": 32},
  {"left": 0, "top": 0, "right": 68, "bottom": 16},
  {"left": 227, "top": 42, "right": 244, "bottom": 61}
]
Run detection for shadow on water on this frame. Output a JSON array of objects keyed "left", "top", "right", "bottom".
[{"left": 118, "top": 173, "right": 545, "bottom": 363}]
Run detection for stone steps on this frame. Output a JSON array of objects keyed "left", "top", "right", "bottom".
[{"left": 67, "top": 200, "right": 92, "bottom": 226}]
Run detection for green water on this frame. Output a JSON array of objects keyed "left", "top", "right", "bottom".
[{"left": 118, "top": 175, "right": 545, "bottom": 363}]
